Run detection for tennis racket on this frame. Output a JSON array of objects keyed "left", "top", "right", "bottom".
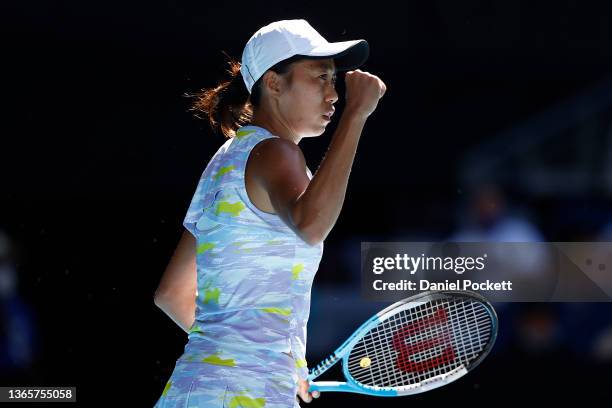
[{"left": 308, "top": 290, "right": 498, "bottom": 396}]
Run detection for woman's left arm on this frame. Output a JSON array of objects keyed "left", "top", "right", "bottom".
[{"left": 154, "top": 229, "right": 198, "bottom": 333}]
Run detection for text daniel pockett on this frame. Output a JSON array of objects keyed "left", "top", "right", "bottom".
[
  {"left": 372, "top": 279, "right": 513, "bottom": 291},
  {"left": 370, "top": 253, "right": 513, "bottom": 292}
]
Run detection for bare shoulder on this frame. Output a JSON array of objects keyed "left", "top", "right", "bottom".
[
  {"left": 245, "top": 136, "right": 310, "bottom": 214},
  {"left": 249, "top": 137, "right": 307, "bottom": 177}
]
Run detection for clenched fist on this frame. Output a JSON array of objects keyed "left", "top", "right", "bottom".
[{"left": 344, "top": 69, "right": 387, "bottom": 119}]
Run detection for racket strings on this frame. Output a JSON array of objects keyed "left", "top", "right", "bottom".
[
  {"left": 350, "top": 303, "right": 473, "bottom": 387},
  {"left": 353, "top": 300, "right": 491, "bottom": 387},
  {"left": 349, "top": 306, "right": 489, "bottom": 371},
  {"left": 347, "top": 298, "right": 493, "bottom": 389},
  {"left": 391, "top": 300, "right": 490, "bottom": 385}
]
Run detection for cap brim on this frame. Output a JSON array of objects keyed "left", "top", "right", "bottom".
[{"left": 299, "top": 39, "right": 369, "bottom": 72}]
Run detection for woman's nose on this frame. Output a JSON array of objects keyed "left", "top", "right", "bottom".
[{"left": 326, "top": 84, "right": 338, "bottom": 104}]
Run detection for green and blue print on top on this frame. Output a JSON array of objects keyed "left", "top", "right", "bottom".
[{"left": 154, "top": 125, "right": 323, "bottom": 407}]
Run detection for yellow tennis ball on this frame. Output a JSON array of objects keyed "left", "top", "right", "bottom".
[{"left": 360, "top": 357, "right": 371, "bottom": 368}]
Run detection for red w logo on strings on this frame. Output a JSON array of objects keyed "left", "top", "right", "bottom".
[{"left": 392, "top": 308, "right": 456, "bottom": 373}]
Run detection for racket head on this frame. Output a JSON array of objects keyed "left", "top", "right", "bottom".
[{"left": 341, "top": 290, "right": 497, "bottom": 396}]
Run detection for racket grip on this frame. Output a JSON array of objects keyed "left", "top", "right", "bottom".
[{"left": 308, "top": 381, "right": 351, "bottom": 393}]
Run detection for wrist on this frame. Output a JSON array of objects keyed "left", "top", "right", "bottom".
[
  {"left": 335, "top": 110, "right": 367, "bottom": 139},
  {"left": 341, "top": 108, "right": 369, "bottom": 124}
]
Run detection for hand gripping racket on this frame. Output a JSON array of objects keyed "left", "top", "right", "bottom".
[{"left": 307, "top": 290, "right": 498, "bottom": 396}]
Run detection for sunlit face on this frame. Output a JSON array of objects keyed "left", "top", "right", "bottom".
[{"left": 276, "top": 59, "right": 339, "bottom": 137}]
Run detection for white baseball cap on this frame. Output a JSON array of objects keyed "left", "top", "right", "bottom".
[{"left": 240, "top": 19, "right": 369, "bottom": 93}]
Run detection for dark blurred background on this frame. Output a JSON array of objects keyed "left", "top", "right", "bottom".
[{"left": 2, "top": 0, "right": 612, "bottom": 406}]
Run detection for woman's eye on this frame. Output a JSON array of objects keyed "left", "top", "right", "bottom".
[{"left": 320, "top": 75, "right": 337, "bottom": 84}]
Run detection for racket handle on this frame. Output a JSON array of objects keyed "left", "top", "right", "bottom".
[
  {"left": 309, "top": 381, "right": 398, "bottom": 396},
  {"left": 308, "top": 381, "right": 351, "bottom": 393}
]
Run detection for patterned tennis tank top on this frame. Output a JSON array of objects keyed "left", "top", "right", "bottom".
[{"left": 180, "top": 125, "right": 324, "bottom": 379}]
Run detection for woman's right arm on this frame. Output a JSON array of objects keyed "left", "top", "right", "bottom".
[
  {"left": 251, "top": 70, "right": 386, "bottom": 245},
  {"left": 153, "top": 229, "right": 197, "bottom": 333}
]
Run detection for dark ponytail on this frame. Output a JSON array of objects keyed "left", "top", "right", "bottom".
[
  {"left": 190, "top": 53, "right": 310, "bottom": 138},
  {"left": 190, "top": 54, "right": 252, "bottom": 138}
]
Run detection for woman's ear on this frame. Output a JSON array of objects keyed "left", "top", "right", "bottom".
[{"left": 261, "top": 71, "right": 284, "bottom": 98}]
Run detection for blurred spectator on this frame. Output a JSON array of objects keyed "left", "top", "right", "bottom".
[
  {"left": 592, "top": 326, "right": 612, "bottom": 362},
  {"left": 448, "top": 184, "right": 555, "bottom": 353},
  {"left": 513, "top": 304, "right": 563, "bottom": 353},
  {"left": 0, "top": 230, "right": 37, "bottom": 377},
  {"left": 449, "top": 184, "right": 549, "bottom": 283},
  {"left": 450, "top": 184, "right": 544, "bottom": 243}
]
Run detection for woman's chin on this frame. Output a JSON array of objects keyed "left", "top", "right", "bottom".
[
  {"left": 301, "top": 125, "right": 326, "bottom": 137},
  {"left": 317, "top": 120, "right": 331, "bottom": 133},
  {"left": 313, "top": 126, "right": 327, "bottom": 136}
]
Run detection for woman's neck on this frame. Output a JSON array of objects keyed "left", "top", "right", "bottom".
[{"left": 249, "top": 109, "right": 302, "bottom": 145}]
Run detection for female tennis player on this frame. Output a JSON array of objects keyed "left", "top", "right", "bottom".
[{"left": 153, "top": 19, "right": 386, "bottom": 407}]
